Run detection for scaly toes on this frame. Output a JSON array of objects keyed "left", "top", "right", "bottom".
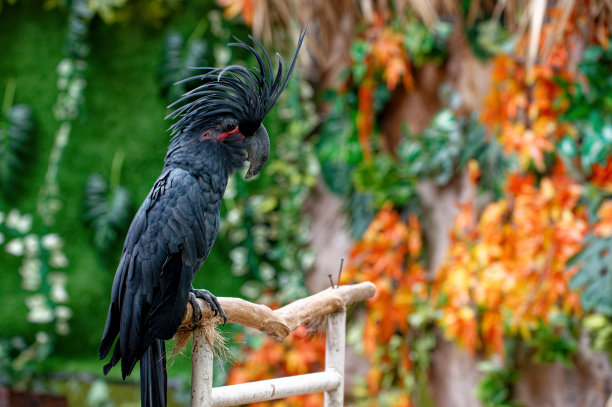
[
  {"left": 188, "top": 292, "right": 202, "bottom": 325},
  {"left": 191, "top": 289, "right": 227, "bottom": 324}
]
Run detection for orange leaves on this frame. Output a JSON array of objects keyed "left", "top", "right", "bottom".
[
  {"left": 594, "top": 200, "right": 612, "bottom": 238},
  {"left": 353, "top": 23, "right": 414, "bottom": 161},
  {"left": 342, "top": 204, "right": 427, "bottom": 399},
  {"left": 218, "top": 0, "right": 255, "bottom": 26},
  {"left": 226, "top": 326, "right": 326, "bottom": 407},
  {"left": 590, "top": 157, "right": 612, "bottom": 193},
  {"left": 344, "top": 205, "right": 426, "bottom": 294},
  {"left": 481, "top": 3, "right": 589, "bottom": 171},
  {"left": 357, "top": 82, "right": 375, "bottom": 162},
  {"left": 481, "top": 55, "right": 572, "bottom": 171},
  {"left": 480, "top": 6, "right": 593, "bottom": 172},
  {"left": 369, "top": 28, "right": 414, "bottom": 90},
  {"left": 439, "top": 305, "right": 479, "bottom": 352},
  {"left": 434, "top": 163, "right": 587, "bottom": 355},
  {"left": 366, "top": 366, "right": 382, "bottom": 395},
  {"left": 517, "top": 7, "right": 585, "bottom": 71}
]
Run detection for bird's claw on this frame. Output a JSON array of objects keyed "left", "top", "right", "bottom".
[
  {"left": 189, "top": 288, "right": 227, "bottom": 325},
  {"left": 188, "top": 292, "right": 202, "bottom": 326}
]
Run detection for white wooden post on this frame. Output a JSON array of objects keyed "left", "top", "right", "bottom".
[
  {"left": 211, "top": 371, "right": 342, "bottom": 406},
  {"left": 324, "top": 308, "right": 346, "bottom": 407},
  {"left": 191, "top": 328, "right": 214, "bottom": 407},
  {"left": 186, "top": 282, "right": 375, "bottom": 407}
]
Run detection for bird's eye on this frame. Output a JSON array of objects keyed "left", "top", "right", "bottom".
[{"left": 224, "top": 123, "right": 236, "bottom": 132}]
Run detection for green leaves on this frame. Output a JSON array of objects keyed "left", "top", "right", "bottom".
[
  {"left": 316, "top": 104, "right": 359, "bottom": 195},
  {"left": 317, "top": 99, "right": 510, "bottom": 238},
  {"left": 84, "top": 173, "right": 134, "bottom": 255},
  {"left": 583, "top": 314, "right": 612, "bottom": 363},
  {"left": 527, "top": 316, "right": 578, "bottom": 367},
  {"left": 569, "top": 233, "right": 612, "bottom": 315},
  {"left": 218, "top": 80, "right": 318, "bottom": 302},
  {"left": 354, "top": 154, "right": 416, "bottom": 208},
  {"left": 159, "top": 30, "right": 209, "bottom": 103},
  {"left": 402, "top": 19, "right": 451, "bottom": 66},
  {"left": 398, "top": 109, "right": 509, "bottom": 195},
  {"left": 0, "top": 94, "right": 36, "bottom": 202},
  {"left": 470, "top": 19, "right": 517, "bottom": 58},
  {"left": 400, "top": 109, "right": 462, "bottom": 185},
  {"left": 475, "top": 360, "right": 520, "bottom": 407},
  {"left": 558, "top": 42, "right": 612, "bottom": 176}
]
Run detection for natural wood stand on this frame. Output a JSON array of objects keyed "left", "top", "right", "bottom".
[{"left": 181, "top": 282, "right": 376, "bottom": 407}]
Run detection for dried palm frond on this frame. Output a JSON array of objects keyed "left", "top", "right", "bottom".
[
  {"left": 220, "top": 0, "right": 611, "bottom": 87},
  {"left": 219, "top": 0, "right": 457, "bottom": 86},
  {"left": 526, "top": 0, "right": 547, "bottom": 78}
]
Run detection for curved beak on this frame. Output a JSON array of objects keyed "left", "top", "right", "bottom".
[{"left": 245, "top": 124, "right": 270, "bottom": 179}]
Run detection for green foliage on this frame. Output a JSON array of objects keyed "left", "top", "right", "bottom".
[
  {"left": 559, "top": 42, "right": 612, "bottom": 347},
  {"left": 583, "top": 314, "right": 612, "bottom": 363},
  {"left": 558, "top": 42, "right": 612, "bottom": 176},
  {"left": 564, "top": 43, "right": 612, "bottom": 121},
  {"left": 475, "top": 317, "right": 578, "bottom": 407},
  {"left": 0, "top": 3, "right": 84, "bottom": 382},
  {"left": 83, "top": 150, "right": 134, "bottom": 256},
  {"left": 569, "top": 233, "right": 612, "bottom": 315},
  {"left": 158, "top": 29, "right": 209, "bottom": 103},
  {"left": 219, "top": 79, "right": 319, "bottom": 303},
  {"left": 348, "top": 300, "right": 438, "bottom": 407},
  {"left": 316, "top": 90, "right": 377, "bottom": 237},
  {"left": 318, "top": 20, "right": 510, "bottom": 237},
  {"left": 84, "top": 173, "right": 134, "bottom": 256},
  {"left": 406, "top": 303, "right": 439, "bottom": 406},
  {"left": 316, "top": 91, "right": 361, "bottom": 196},
  {"left": 0, "top": 0, "right": 18, "bottom": 14},
  {"left": 526, "top": 316, "right": 578, "bottom": 367},
  {"left": 469, "top": 19, "right": 516, "bottom": 58},
  {"left": 64, "top": 1, "right": 93, "bottom": 60},
  {"left": 0, "top": 0, "right": 246, "bottom": 380},
  {"left": 476, "top": 360, "right": 520, "bottom": 407},
  {"left": 85, "top": 0, "right": 128, "bottom": 23},
  {"left": 399, "top": 108, "right": 509, "bottom": 195},
  {"left": 0, "top": 334, "right": 52, "bottom": 388},
  {"left": 0, "top": 207, "right": 71, "bottom": 389},
  {"left": 400, "top": 109, "right": 462, "bottom": 185},
  {"left": 402, "top": 19, "right": 452, "bottom": 66},
  {"left": 354, "top": 153, "right": 416, "bottom": 208},
  {"left": 0, "top": 84, "right": 36, "bottom": 202},
  {"left": 317, "top": 20, "right": 457, "bottom": 236},
  {"left": 55, "top": 0, "right": 185, "bottom": 25},
  {"left": 40, "top": 0, "right": 92, "bottom": 226},
  {"left": 318, "top": 97, "right": 510, "bottom": 237}
]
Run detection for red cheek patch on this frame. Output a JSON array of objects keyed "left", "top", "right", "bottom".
[{"left": 218, "top": 126, "right": 241, "bottom": 141}]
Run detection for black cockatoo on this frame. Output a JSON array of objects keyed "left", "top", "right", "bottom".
[{"left": 99, "top": 30, "right": 306, "bottom": 407}]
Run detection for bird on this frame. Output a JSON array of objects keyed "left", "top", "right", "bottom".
[{"left": 99, "top": 29, "right": 306, "bottom": 407}]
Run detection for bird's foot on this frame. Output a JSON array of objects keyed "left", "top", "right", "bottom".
[{"left": 188, "top": 288, "right": 227, "bottom": 325}]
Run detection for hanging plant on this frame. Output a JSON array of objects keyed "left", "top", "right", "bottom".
[
  {"left": 219, "top": 79, "right": 319, "bottom": 303},
  {"left": 158, "top": 28, "right": 209, "bottom": 103},
  {"left": 83, "top": 151, "right": 134, "bottom": 256},
  {"left": 0, "top": 82, "right": 36, "bottom": 202}
]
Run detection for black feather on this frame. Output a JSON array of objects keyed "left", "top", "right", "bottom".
[
  {"left": 140, "top": 339, "right": 167, "bottom": 407},
  {"left": 167, "top": 28, "right": 307, "bottom": 138},
  {"left": 100, "top": 30, "right": 306, "bottom": 407}
]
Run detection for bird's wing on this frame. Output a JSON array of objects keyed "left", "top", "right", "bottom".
[{"left": 100, "top": 168, "right": 221, "bottom": 378}]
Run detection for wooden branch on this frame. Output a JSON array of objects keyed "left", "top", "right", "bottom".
[{"left": 181, "top": 282, "right": 375, "bottom": 341}]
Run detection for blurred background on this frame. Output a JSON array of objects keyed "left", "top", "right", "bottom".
[{"left": 1, "top": 0, "right": 612, "bottom": 406}]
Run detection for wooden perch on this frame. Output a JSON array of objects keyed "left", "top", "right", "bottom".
[{"left": 180, "top": 282, "right": 376, "bottom": 341}]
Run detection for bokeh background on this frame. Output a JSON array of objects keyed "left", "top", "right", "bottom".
[{"left": 1, "top": 0, "right": 612, "bottom": 406}]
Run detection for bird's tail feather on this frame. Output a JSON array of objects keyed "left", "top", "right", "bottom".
[{"left": 140, "top": 339, "right": 167, "bottom": 407}]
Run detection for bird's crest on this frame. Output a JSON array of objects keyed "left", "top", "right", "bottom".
[{"left": 167, "top": 28, "right": 307, "bottom": 139}]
